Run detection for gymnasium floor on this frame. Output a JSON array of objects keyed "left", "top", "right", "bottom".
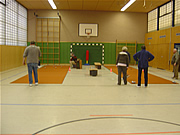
[{"left": 1, "top": 65, "right": 180, "bottom": 135}]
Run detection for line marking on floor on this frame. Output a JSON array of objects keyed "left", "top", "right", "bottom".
[
  {"left": 2, "top": 131, "right": 180, "bottom": 135},
  {"left": 31, "top": 117, "right": 180, "bottom": 135},
  {"left": 1, "top": 103, "right": 180, "bottom": 106},
  {"left": 90, "top": 114, "right": 133, "bottom": 117},
  {"left": 0, "top": 70, "right": 27, "bottom": 82}
]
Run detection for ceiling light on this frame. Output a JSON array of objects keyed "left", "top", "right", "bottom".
[
  {"left": 48, "top": 0, "right": 57, "bottom": 9},
  {"left": 121, "top": 0, "right": 136, "bottom": 11}
]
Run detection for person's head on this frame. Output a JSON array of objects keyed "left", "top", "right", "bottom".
[
  {"left": 122, "top": 46, "right": 127, "bottom": 52},
  {"left": 71, "top": 53, "right": 74, "bottom": 56},
  {"left": 173, "top": 48, "right": 177, "bottom": 54},
  {"left": 141, "top": 45, "right": 146, "bottom": 50},
  {"left": 30, "top": 41, "right": 35, "bottom": 45}
]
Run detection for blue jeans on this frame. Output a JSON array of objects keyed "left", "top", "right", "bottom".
[
  {"left": 138, "top": 67, "right": 148, "bottom": 87},
  {"left": 27, "top": 63, "right": 38, "bottom": 84}
]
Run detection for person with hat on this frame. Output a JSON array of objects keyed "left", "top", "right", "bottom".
[{"left": 116, "top": 46, "right": 129, "bottom": 85}]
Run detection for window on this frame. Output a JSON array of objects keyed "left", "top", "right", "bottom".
[
  {"left": 0, "top": 4, "right": 6, "bottom": 45},
  {"left": 18, "top": 4, "right": 27, "bottom": 46},
  {"left": 159, "top": 2, "right": 172, "bottom": 30},
  {"left": 0, "top": 0, "right": 27, "bottom": 46},
  {"left": 175, "top": 0, "right": 180, "bottom": 26},
  {"left": 148, "top": 9, "right": 157, "bottom": 32},
  {"left": 0, "top": 0, "right": 6, "bottom": 5}
]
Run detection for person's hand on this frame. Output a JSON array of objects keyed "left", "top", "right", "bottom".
[
  {"left": 23, "top": 61, "right": 25, "bottom": 65},
  {"left": 174, "top": 63, "right": 176, "bottom": 66}
]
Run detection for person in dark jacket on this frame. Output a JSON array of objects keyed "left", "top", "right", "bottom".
[
  {"left": 70, "top": 53, "right": 77, "bottom": 68},
  {"left": 116, "top": 46, "right": 129, "bottom": 85},
  {"left": 133, "top": 45, "right": 154, "bottom": 87}
]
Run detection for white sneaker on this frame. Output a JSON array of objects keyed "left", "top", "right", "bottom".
[
  {"left": 35, "top": 83, "right": 38, "bottom": 86},
  {"left": 136, "top": 85, "right": 141, "bottom": 88},
  {"left": 29, "top": 84, "right": 33, "bottom": 87}
]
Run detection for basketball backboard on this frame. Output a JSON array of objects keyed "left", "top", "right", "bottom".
[{"left": 79, "top": 23, "right": 98, "bottom": 37}]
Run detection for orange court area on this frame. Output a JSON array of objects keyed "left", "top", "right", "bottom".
[
  {"left": 105, "top": 66, "right": 178, "bottom": 84},
  {"left": 11, "top": 65, "right": 69, "bottom": 84}
]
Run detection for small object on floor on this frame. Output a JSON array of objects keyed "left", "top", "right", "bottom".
[
  {"left": 131, "top": 81, "right": 136, "bottom": 84},
  {"left": 90, "top": 68, "right": 98, "bottom": 76},
  {"left": 69, "top": 67, "right": 71, "bottom": 71},
  {"left": 172, "top": 81, "right": 176, "bottom": 83},
  {"left": 110, "top": 68, "right": 112, "bottom": 72}
]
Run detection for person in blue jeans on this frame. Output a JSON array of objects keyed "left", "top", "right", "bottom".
[
  {"left": 23, "top": 41, "right": 41, "bottom": 87},
  {"left": 133, "top": 45, "right": 154, "bottom": 87}
]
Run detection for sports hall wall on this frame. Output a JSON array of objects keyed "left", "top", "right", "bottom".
[
  {"left": 27, "top": 10, "right": 147, "bottom": 65},
  {"left": 0, "top": 45, "right": 26, "bottom": 72},
  {"left": 145, "top": 26, "right": 180, "bottom": 71},
  {"left": 1, "top": 10, "right": 147, "bottom": 72}
]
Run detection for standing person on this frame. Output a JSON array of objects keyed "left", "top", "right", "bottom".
[
  {"left": 116, "top": 46, "right": 129, "bottom": 85},
  {"left": 23, "top": 41, "right": 41, "bottom": 87},
  {"left": 133, "top": 45, "right": 154, "bottom": 87},
  {"left": 69, "top": 53, "right": 77, "bottom": 68},
  {"left": 171, "top": 48, "right": 179, "bottom": 79}
]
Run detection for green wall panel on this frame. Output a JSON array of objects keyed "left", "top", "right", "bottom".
[
  {"left": 104, "top": 43, "right": 116, "bottom": 64},
  {"left": 137, "top": 43, "right": 144, "bottom": 52},
  {"left": 27, "top": 42, "right": 143, "bottom": 65},
  {"left": 60, "top": 42, "right": 71, "bottom": 64},
  {"left": 72, "top": 44, "right": 102, "bottom": 65}
]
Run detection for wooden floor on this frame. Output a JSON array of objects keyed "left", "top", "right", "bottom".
[{"left": 0, "top": 65, "right": 180, "bottom": 134}]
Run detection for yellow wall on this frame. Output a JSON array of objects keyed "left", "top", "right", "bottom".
[
  {"left": 145, "top": 26, "right": 180, "bottom": 71},
  {"left": 0, "top": 45, "right": 26, "bottom": 72}
]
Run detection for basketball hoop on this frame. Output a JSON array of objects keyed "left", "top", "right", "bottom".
[{"left": 87, "top": 33, "right": 90, "bottom": 38}]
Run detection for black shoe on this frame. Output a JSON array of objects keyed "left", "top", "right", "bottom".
[{"left": 117, "top": 83, "right": 121, "bottom": 85}]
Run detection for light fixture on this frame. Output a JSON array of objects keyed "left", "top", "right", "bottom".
[
  {"left": 48, "top": 0, "right": 57, "bottom": 9},
  {"left": 121, "top": 0, "right": 136, "bottom": 11}
]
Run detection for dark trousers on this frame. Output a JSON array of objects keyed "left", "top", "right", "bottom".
[
  {"left": 117, "top": 66, "right": 127, "bottom": 85},
  {"left": 138, "top": 67, "right": 148, "bottom": 87},
  {"left": 173, "top": 64, "right": 179, "bottom": 79}
]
